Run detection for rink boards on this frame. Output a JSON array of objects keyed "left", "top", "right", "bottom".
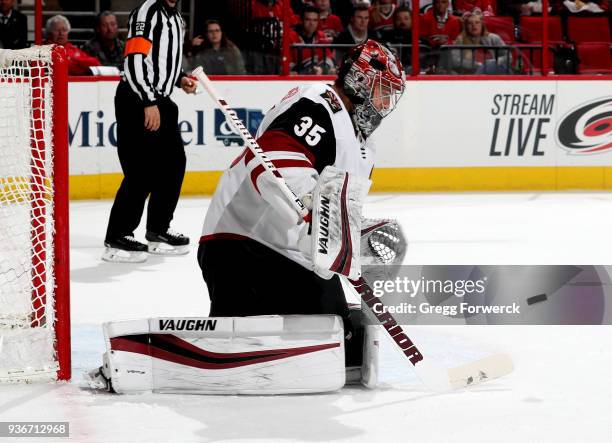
[{"left": 65, "top": 77, "right": 612, "bottom": 198}]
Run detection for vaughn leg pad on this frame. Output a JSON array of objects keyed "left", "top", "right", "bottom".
[{"left": 100, "top": 315, "right": 345, "bottom": 394}]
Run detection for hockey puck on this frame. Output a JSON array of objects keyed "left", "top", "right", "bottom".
[{"left": 527, "top": 293, "right": 548, "bottom": 305}]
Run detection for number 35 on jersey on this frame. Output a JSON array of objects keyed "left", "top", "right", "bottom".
[{"left": 294, "top": 116, "right": 327, "bottom": 147}]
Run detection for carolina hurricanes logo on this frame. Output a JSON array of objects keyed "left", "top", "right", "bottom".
[{"left": 556, "top": 97, "right": 612, "bottom": 155}]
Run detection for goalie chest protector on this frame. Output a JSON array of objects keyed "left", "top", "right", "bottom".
[{"left": 202, "top": 83, "right": 375, "bottom": 269}]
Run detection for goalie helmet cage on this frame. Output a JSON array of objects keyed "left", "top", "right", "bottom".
[{"left": 0, "top": 45, "right": 70, "bottom": 382}]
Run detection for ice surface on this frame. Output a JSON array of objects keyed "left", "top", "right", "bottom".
[{"left": 1, "top": 193, "right": 611, "bottom": 442}]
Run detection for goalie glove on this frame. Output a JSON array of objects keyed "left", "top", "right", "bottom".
[
  {"left": 360, "top": 219, "right": 407, "bottom": 266},
  {"left": 360, "top": 218, "right": 407, "bottom": 285}
]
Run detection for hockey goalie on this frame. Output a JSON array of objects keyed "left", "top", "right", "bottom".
[{"left": 88, "top": 40, "right": 410, "bottom": 394}]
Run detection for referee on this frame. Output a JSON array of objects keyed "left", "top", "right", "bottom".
[{"left": 103, "top": 0, "right": 197, "bottom": 262}]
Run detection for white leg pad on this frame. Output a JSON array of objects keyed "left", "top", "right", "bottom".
[
  {"left": 345, "top": 325, "right": 380, "bottom": 388},
  {"left": 361, "top": 325, "right": 380, "bottom": 388},
  {"left": 101, "top": 316, "right": 346, "bottom": 394}
]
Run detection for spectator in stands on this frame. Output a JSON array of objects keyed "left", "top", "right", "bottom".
[
  {"left": 420, "top": 0, "right": 462, "bottom": 46},
  {"left": 378, "top": 6, "right": 422, "bottom": 70},
  {"left": 499, "top": 1, "right": 562, "bottom": 17},
  {"left": 447, "top": 8, "right": 510, "bottom": 73},
  {"left": 0, "top": 0, "right": 27, "bottom": 49},
  {"left": 334, "top": 0, "right": 372, "bottom": 26},
  {"left": 379, "top": 5, "right": 412, "bottom": 43},
  {"left": 315, "top": 0, "right": 343, "bottom": 39},
  {"left": 83, "top": 11, "right": 124, "bottom": 70},
  {"left": 45, "top": 15, "right": 101, "bottom": 75},
  {"left": 454, "top": 0, "right": 496, "bottom": 15},
  {"left": 409, "top": 0, "right": 450, "bottom": 13},
  {"left": 290, "top": 0, "right": 311, "bottom": 16},
  {"left": 252, "top": 0, "right": 299, "bottom": 25},
  {"left": 561, "top": 0, "right": 608, "bottom": 14},
  {"left": 370, "top": 0, "right": 396, "bottom": 33},
  {"left": 288, "top": 5, "right": 335, "bottom": 74},
  {"left": 185, "top": 20, "right": 246, "bottom": 75},
  {"left": 334, "top": 5, "right": 372, "bottom": 44}
]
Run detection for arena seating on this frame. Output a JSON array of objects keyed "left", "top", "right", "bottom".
[
  {"left": 567, "top": 17, "right": 611, "bottom": 43},
  {"left": 484, "top": 16, "right": 516, "bottom": 43},
  {"left": 519, "top": 16, "right": 564, "bottom": 43},
  {"left": 576, "top": 42, "right": 612, "bottom": 74}
]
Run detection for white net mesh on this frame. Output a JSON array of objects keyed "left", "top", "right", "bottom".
[{"left": 0, "top": 46, "right": 58, "bottom": 382}]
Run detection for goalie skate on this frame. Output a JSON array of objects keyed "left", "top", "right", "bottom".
[
  {"left": 146, "top": 230, "right": 190, "bottom": 256},
  {"left": 102, "top": 236, "right": 148, "bottom": 263}
]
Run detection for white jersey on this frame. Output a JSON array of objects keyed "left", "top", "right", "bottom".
[{"left": 201, "top": 83, "right": 375, "bottom": 269}]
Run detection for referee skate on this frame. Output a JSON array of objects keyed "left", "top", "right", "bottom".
[{"left": 146, "top": 229, "right": 190, "bottom": 255}]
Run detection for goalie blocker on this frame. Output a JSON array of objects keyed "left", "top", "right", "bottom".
[{"left": 87, "top": 314, "right": 378, "bottom": 394}]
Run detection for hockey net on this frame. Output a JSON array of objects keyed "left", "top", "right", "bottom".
[{"left": 0, "top": 46, "right": 70, "bottom": 382}]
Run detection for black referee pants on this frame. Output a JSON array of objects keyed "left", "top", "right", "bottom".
[{"left": 105, "top": 81, "right": 186, "bottom": 241}]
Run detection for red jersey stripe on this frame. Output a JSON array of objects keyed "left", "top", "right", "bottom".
[
  {"left": 246, "top": 130, "right": 316, "bottom": 166},
  {"left": 250, "top": 159, "right": 314, "bottom": 194}
]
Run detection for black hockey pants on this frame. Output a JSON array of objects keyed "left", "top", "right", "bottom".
[
  {"left": 197, "top": 238, "right": 351, "bottom": 320},
  {"left": 105, "top": 81, "right": 186, "bottom": 241},
  {"left": 198, "top": 238, "right": 364, "bottom": 366}
]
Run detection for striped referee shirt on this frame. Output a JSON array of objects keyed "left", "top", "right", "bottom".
[{"left": 123, "top": 0, "right": 185, "bottom": 105}]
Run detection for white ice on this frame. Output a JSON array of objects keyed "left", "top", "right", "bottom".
[{"left": 1, "top": 192, "right": 612, "bottom": 443}]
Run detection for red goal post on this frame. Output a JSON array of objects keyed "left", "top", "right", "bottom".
[{"left": 0, "top": 45, "right": 70, "bottom": 382}]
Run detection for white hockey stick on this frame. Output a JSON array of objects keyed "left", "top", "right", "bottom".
[
  {"left": 192, "top": 67, "right": 513, "bottom": 391},
  {"left": 191, "top": 67, "right": 310, "bottom": 224}
]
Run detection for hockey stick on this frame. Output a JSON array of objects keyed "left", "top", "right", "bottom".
[
  {"left": 192, "top": 67, "right": 513, "bottom": 391},
  {"left": 191, "top": 68, "right": 310, "bottom": 224}
]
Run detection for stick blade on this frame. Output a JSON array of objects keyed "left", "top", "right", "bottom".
[{"left": 447, "top": 353, "right": 514, "bottom": 390}]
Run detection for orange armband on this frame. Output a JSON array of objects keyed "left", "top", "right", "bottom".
[{"left": 124, "top": 37, "right": 152, "bottom": 56}]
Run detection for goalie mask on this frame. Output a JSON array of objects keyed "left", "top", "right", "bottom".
[{"left": 337, "top": 40, "right": 405, "bottom": 138}]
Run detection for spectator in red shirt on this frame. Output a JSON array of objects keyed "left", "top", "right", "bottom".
[
  {"left": 420, "top": 0, "right": 462, "bottom": 46},
  {"left": 370, "top": 0, "right": 397, "bottom": 33},
  {"left": 251, "top": 0, "right": 299, "bottom": 25},
  {"left": 44, "top": 15, "right": 101, "bottom": 75},
  {"left": 412, "top": 0, "right": 450, "bottom": 14},
  {"left": 453, "top": 0, "right": 496, "bottom": 15},
  {"left": 314, "top": 0, "right": 343, "bottom": 39},
  {"left": 288, "top": 5, "right": 335, "bottom": 74}
]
